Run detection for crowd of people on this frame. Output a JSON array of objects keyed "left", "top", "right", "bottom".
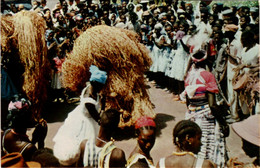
[{"left": 1, "top": 0, "right": 259, "bottom": 167}]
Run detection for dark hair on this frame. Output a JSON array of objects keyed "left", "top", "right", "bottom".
[
  {"left": 6, "top": 95, "right": 35, "bottom": 129},
  {"left": 31, "top": 148, "right": 60, "bottom": 167},
  {"left": 209, "top": 14, "right": 218, "bottom": 21},
  {"left": 241, "top": 30, "right": 256, "bottom": 49},
  {"left": 230, "top": 16, "right": 239, "bottom": 25},
  {"left": 200, "top": 7, "right": 208, "bottom": 15},
  {"left": 240, "top": 15, "right": 251, "bottom": 24},
  {"left": 100, "top": 109, "right": 120, "bottom": 129},
  {"left": 173, "top": 120, "right": 201, "bottom": 151},
  {"left": 192, "top": 50, "right": 207, "bottom": 69},
  {"left": 129, "top": 158, "right": 150, "bottom": 168},
  {"left": 215, "top": 19, "right": 224, "bottom": 26},
  {"left": 179, "top": 20, "right": 189, "bottom": 32}
]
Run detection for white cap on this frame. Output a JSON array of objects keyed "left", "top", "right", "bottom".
[
  {"left": 222, "top": 9, "right": 233, "bottom": 15},
  {"left": 140, "top": 0, "right": 149, "bottom": 3}
]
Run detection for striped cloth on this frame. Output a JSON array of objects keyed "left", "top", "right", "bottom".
[
  {"left": 83, "top": 139, "right": 102, "bottom": 167},
  {"left": 185, "top": 105, "right": 227, "bottom": 168},
  {"left": 83, "top": 139, "right": 116, "bottom": 168}
]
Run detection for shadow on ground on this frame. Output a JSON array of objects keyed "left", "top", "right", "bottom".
[
  {"left": 42, "top": 101, "right": 79, "bottom": 123},
  {"left": 154, "top": 113, "right": 175, "bottom": 137}
]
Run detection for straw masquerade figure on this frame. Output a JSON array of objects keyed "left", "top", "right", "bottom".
[
  {"left": 62, "top": 25, "right": 155, "bottom": 127},
  {"left": 1, "top": 11, "right": 50, "bottom": 120}
]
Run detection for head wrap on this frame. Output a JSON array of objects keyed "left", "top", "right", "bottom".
[
  {"left": 140, "top": 0, "right": 149, "bottom": 3},
  {"left": 222, "top": 9, "right": 233, "bottom": 15},
  {"left": 135, "top": 116, "right": 156, "bottom": 129},
  {"left": 8, "top": 97, "right": 31, "bottom": 112},
  {"left": 177, "top": 8, "right": 185, "bottom": 14},
  {"left": 232, "top": 115, "right": 260, "bottom": 146},
  {"left": 89, "top": 65, "right": 107, "bottom": 84},
  {"left": 154, "top": 23, "right": 163, "bottom": 30},
  {"left": 191, "top": 50, "right": 207, "bottom": 63}
]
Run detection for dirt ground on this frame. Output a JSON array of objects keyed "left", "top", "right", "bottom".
[{"left": 31, "top": 81, "right": 254, "bottom": 166}]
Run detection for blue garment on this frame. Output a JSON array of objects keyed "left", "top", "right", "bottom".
[
  {"left": 1, "top": 68, "right": 18, "bottom": 100},
  {"left": 89, "top": 65, "right": 107, "bottom": 84}
]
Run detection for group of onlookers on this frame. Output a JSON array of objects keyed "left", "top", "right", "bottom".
[{"left": 1, "top": 0, "right": 259, "bottom": 167}]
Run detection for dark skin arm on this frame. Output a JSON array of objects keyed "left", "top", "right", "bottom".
[
  {"left": 109, "top": 148, "right": 127, "bottom": 168},
  {"left": 180, "top": 39, "right": 190, "bottom": 54},
  {"left": 31, "top": 119, "right": 47, "bottom": 149},
  {"left": 208, "top": 92, "right": 228, "bottom": 126},
  {"left": 85, "top": 103, "right": 101, "bottom": 123},
  {"left": 153, "top": 38, "right": 164, "bottom": 49}
]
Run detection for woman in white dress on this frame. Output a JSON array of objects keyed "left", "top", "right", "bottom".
[
  {"left": 53, "top": 65, "right": 107, "bottom": 166},
  {"left": 168, "top": 21, "right": 190, "bottom": 100}
]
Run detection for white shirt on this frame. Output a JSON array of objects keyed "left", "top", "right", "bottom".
[{"left": 240, "top": 44, "right": 259, "bottom": 66}]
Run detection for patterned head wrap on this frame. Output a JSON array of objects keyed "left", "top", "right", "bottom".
[
  {"left": 7, "top": 95, "right": 33, "bottom": 128},
  {"left": 135, "top": 116, "right": 156, "bottom": 129},
  {"left": 8, "top": 97, "right": 31, "bottom": 112},
  {"left": 89, "top": 65, "right": 107, "bottom": 84}
]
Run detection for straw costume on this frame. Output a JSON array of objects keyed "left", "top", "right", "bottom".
[
  {"left": 1, "top": 11, "right": 50, "bottom": 120},
  {"left": 62, "top": 25, "right": 155, "bottom": 127}
]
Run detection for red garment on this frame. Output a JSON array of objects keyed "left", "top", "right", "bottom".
[
  {"left": 185, "top": 69, "right": 219, "bottom": 98},
  {"left": 53, "top": 57, "right": 65, "bottom": 73},
  {"left": 135, "top": 116, "right": 156, "bottom": 129}
]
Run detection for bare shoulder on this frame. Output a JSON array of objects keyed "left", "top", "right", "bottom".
[{"left": 202, "top": 159, "right": 217, "bottom": 168}]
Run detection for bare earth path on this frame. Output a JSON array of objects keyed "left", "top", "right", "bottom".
[{"left": 37, "top": 81, "right": 253, "bottom": 166}]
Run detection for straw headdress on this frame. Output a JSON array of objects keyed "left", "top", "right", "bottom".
[
  {"left": 62, "top": 25, "right": 155, "bottom": 127},
  {"left": 1, "top": 11, "right": 50, "bottom": 120}
]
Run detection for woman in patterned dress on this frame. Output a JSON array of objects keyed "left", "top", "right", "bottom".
[{"left": 183, "top": 50, "right": 228, "bottom": 167}]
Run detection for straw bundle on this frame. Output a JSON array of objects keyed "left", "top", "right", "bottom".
[
  {"left": 1, "top": 11, "right": 50, "bottom": 120},
  {"left": 62, "top": 25, "right": 155, "bottom": 127}
]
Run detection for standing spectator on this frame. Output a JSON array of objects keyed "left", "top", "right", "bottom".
[
  {"left": 224, "top": 24, "right": 243, "bottom": 123},
  {"left": 235, "top": 30, "right": 259, "bottom": 116},
  {"left": 67, "top": 0, "right": 76, "bottom": 13},
  {"left": 126, "top": 12, "right": 141, "bottom": 33},
  {"left": 183, "top": 50, "right": 228, "bottom": 167},
  {"left": 43, "top": 9, "right": 54, "bottom": 29},
  {"left": 31, "top": 0, "right": 41, "bottom": 11},
  {"left": 78, "top": 109, "right": 127, "bottom": 167},
  {"left": 127, "top": 116, "right": 156, "bottom": 168},
  {"left": 40, "top": 0, "right": 49, "bottom": 11},
  {"left": 1, "top": 95, "right": 47, "bottom": 161},
  {"left": 157, "top": 120, "right": 215, "bottom": 168},
  {"left": 170, "top": 21, "right": 190, "bottom": 101}
]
